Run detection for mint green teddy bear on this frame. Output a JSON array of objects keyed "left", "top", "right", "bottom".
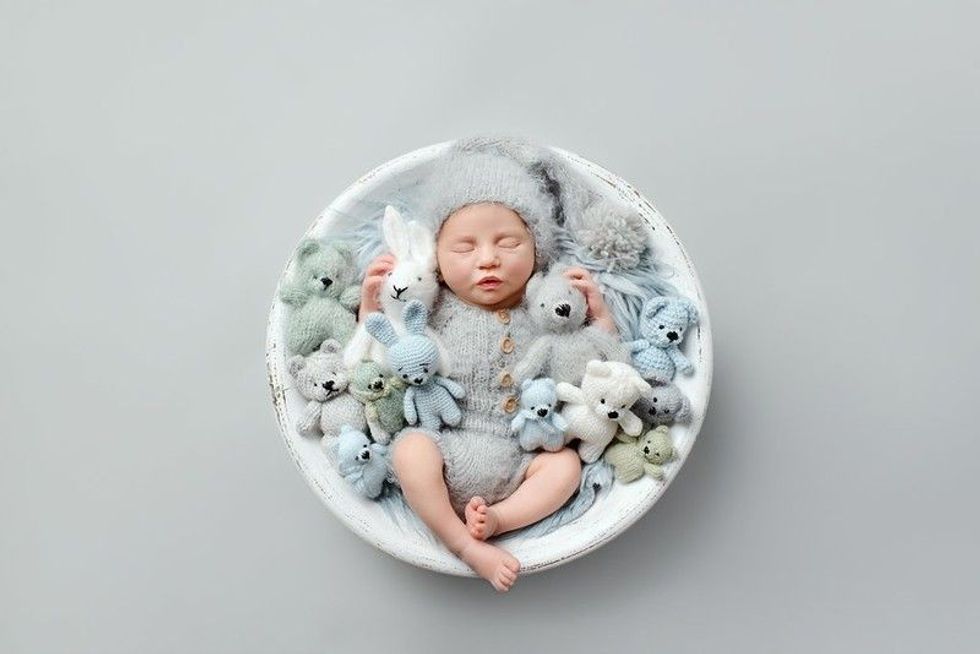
[
  {"left": 603, "top": 425, "right": 676, "bottom": 483},
  {"left": 279, "top": 239, "right": 361, "bottom": 356},
  {"left": 348, "top": 361, "right": 406, "bottom": 445}
]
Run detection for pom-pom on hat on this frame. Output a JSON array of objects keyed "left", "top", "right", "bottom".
[{"left": 421, "top": 136, "right": 563, "bottom": 268}]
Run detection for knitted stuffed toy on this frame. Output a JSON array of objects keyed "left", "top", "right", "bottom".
[
  {"left": 627, "top": 295, "right": 699, "bottom": 383},
  {"left": 287, "top": 339, "right": 367, "bottom": 438},
  {"left": 364, "top": 300, "right": 465, "bottom": 431},
  {"left": 633, "top": 382, "right": 692, "bottom": 427},
  {"left": 603, "top": 425, "right": 676, "bottom": 483},
  {"left": 347, "top": 360, "right": 406, "bottom": 445},
  {"left": 513, "top": 266, "right": 629, "bottom": 385},
  {"left": 510, "top": 378, "right": 568, "bottom": 452},
  {"left": 558, "top": 360, "right": 652, "bottom": 463},
  {"left": 331, "top": 425, "right": 394, "bottom": 499},
  {"left": 279, "top": 239, "right": 361, "bottom": 356}
]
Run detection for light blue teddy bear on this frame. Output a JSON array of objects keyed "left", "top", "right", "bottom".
[
  {"left": 364, "top": 300, "right": 465, "bottom": 431},
  {"left": 627, "top": 296, "right": 699, "bottom": 384},
  {"left": 510, "top": 377, "right": 568, "bottom": 452},
  {"left": 331, "top": 425, "right": 393, "bottom": 499}
]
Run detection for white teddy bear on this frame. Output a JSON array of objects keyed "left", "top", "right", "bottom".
[{"left": 557, "top": 360, "right": 652, "bottom": 463}]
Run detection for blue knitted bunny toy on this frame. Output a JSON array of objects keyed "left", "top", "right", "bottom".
[
  {"left": 364, "top": 300, "right": 465, "bottom": 431},
  {"left": 510, "top": 378, "right": 568, "bottom": 452},
  {"left": 627, "top": 296, "right": 699, "bottom": 384},
  {"left": 331, "top": 425, "right": 394, "bottom": 499}
]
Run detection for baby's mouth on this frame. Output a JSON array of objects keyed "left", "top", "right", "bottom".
[{"left": 477, "top": 277, "right": 502, "bottom": 289}]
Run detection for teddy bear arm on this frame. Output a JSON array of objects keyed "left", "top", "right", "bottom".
[
  {"left": 615, "top": 431, "right": 636, "bottom": 444},
  {"left": 296, "top": 401, "right": 322, "bottom": 435},
  {"left": 626, "top": 338, "right": 650, "bottom": 354},
  {"left": 643, "top": 463, "right": 665, "bottom": 480},
  {"left": 339, "top": 285, "right": 361, "bottom": 311},
  {"left": 550, "top": 412, "right": 569, "bottom": 433},
  {"left": 510, "top": 412, "right": 528, "bottom": 434},
  {"left": 619, "top": 411, "right": 643, "bottom": 436},
  {"left": 669, "top": 346, "right": 693, "bottom": 374},
  {"left": 513, "top": 337, "right": 551, "bottom": 382},
  {"left": 278, "top": 284, "right": 309, "bottom": 307},
  {"left": 555, "top": 382, "right": 584, "bottom": 404}
]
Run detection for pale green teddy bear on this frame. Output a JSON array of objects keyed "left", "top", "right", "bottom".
[
  {"left": 347, "top": 361, "right": 406, "bottom": 445},
  {"left": 603, "top": 425, "right": 676, "bottom": 483},
  {"left": 279, "top": 239, "right": 361, "bottom": 356}
]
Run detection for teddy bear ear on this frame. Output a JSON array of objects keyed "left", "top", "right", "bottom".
[
  {"left": 331, "top": 240, "right": 355, "bottom": 260},
  {"left": 655, "top": 425, "right": 670, "bottom": 435},
  {"left": 586, "top": 360, "right": 610, "bottom": 377},
  {"left": 319, "top": 339, "right": 342, "bottom": 355},
  {"left": 643, "top": 296, "right": 671, "bottom": 319},
  {"left": 521, "top": 378, "right": 533, "bottom": 392},
  {"left": 365, "top": 312, "right": 398, "bottom": 347},
  {"left": 402, "top": 300, "right": 429, "bottom": 335},
  {"left": 525, "top": 271, "right": 544, "bottom": 299},
  {"left": 681, "top": 298, "right": 700, "bottom": 326},
  {"left": 296, "top": 239, "right": 321, "bottom": 260},
  {"left": 677, "top": 394, "right": 692, "bottom": 421},
  {"left": 287, "top": 355, "right": 306, "bottom": 378}
]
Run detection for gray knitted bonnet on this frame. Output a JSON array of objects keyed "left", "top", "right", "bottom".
[{"left": 421, "top": 136, "right": 564, "bottom": 268}]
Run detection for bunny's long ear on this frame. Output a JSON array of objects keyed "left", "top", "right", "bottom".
[
  {"left": 407, "top": 220, "right": 436, "bottom": 266},
  {"left": 402, "top": 300, "right": 429, "bottom": 335},
  {"left": 365, "top": 312, "right": 399, "bottom": 347},
  {"left": 642, "top": 296, "right": 671, "bottom": 319},
  {"left": 382, "top": 206, "right": 411, "bottom": 259}
]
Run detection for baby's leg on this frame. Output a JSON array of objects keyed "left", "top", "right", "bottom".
[
  {"left": 466, "top": 447, "right": 581, "bottom": 540},
  {"left": 392, "top": 432, "right": 520, "bottom": 592}
]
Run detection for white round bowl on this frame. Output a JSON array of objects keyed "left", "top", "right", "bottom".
[{"left": 266, "top": 141, "right": 713, "bottom": 576}]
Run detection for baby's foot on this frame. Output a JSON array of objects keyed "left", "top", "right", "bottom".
[
  {"left": 465, "top": 496, "right": 500, "bottom": 541},
  {"left": 458, "top": 538, "right": 520, "bottom": 592}
]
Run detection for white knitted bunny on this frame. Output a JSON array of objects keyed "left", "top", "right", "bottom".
[{"left": 343, "top": 206, "right": 453, "bottom": 373}]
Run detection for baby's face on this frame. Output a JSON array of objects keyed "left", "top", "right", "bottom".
[{"left": 436, "top": 203, "right": 536, "bottom": 310}]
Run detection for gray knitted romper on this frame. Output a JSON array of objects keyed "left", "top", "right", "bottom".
[{"left": 394, "top": 286, "right": 537, "bottom": 517}]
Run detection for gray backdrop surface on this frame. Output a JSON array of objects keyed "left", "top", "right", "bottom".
[{"left": 2, "top": 2, "right": 978, "bottom": 652}]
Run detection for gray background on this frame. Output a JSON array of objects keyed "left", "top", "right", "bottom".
[{"left": 2, "top": 2, "right": 978, "bottom": 652}]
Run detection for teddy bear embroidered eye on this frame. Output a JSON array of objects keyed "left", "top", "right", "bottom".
[
  {"left": 628, "top": 296, "right": 699, "bottom": 384},
  {"left": 279, "top": 239, "right": 361, "bottom": 356},
  {"left": 513, "top": 267, "right": 628, "bottom": 386}
]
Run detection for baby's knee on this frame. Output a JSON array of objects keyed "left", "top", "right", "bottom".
[
  {"left": 537, "top": 448, "right": 582, "bottom": 488},
  {"left": 392, "top": 431, "right": 441, "bottom": 470}
]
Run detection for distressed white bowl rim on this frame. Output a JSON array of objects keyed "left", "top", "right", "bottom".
[{"left": 266, "top": 141, "right": 713, "bottom": 577}]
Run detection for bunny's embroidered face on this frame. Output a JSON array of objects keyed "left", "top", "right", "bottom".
[
  {"left": 292, "top": 239, "right": 357, "bottom": 300},
  {"left": 380, "top": 206, "right": 440, "bottom": 309},
  {"left": 365, "top": 300, "right": 440, "bottom": 387},
  {"left": 639, "top": 297, "right": 699, "bottom": 348},
  {"left": 580, "top": 361, "right": 651, "bottom": 422},
  {"left": 287, "top": 340, "right": 349, "bottom": 402}
]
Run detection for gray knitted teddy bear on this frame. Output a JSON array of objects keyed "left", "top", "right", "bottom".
[
  {"left": 603, "top": 425, "right": 676, "bottom": 483},
  {"left": 330, "top": 425, "right": 394, "bottom": 499},
  {"left": 513, "top": 266, "right": 628, "bottom": 386},
  {"left": 633, "top": 383, "right": 692, "bottom": 426},
  {"left": 365, "top": 300, "right": 465, "bottom": 431},
  {"left": 510, "top": 377, "right": 568, "bottom": 452},
  {"left": 347, "top": 360, "right": 406, "bottom": 445},
  {"left": 288, "top": 339, "right": 367, "bottom": 438},
  {"left": 279, "top": 239, "right": 361, "bottom": 356},
  {"left": 627, "top": 295, "right": 699, "bottom": 384}
]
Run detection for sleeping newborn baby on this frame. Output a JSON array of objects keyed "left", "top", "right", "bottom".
[{"left": 355, "top": 145, "right": 622, "bottom": 592}]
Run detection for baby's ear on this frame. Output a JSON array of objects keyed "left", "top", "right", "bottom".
[
  {"left": 365, "top": 313, "right": 398, "bottom": 347},
  {"left": 287, "top": 355, "right": 306, "bottom": 378},
  {"left": 402, "top": 300, "right": 429, "bottom": 335}
]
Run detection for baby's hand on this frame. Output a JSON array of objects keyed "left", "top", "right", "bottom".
[
  {"left": 359, "top": 253, "right": 397, "bottom": 321},
  {"left": 562, "top": 267, "right": 618, "bottom": 336}
]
